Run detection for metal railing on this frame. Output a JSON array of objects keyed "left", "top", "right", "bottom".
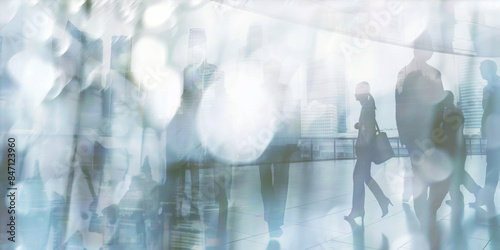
[{"left": 296, "top": 137, "right": 487, "bottom": 161}]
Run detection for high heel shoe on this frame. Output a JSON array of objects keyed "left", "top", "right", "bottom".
[
  {"left": 344, "top": 209, "right": 365, "bottom": 224},
  {"left": 380, "top": 198, "right": 393, "bottom": 218}
]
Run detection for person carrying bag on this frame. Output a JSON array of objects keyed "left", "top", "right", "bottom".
[
  {"left": 345, "top": 81, "right": 392, "bottom": 223},
  {"left": 372, "top": 120, "right": 395, "bottom": 165}
]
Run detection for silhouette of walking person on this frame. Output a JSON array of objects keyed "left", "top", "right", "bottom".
[
  {"left": 241, "top": 25, "right": 299, "bottom": 238},
  {"left": 395, "top": 31, "right": 449, "bottom": 248},
  {"left": 345, "top": 81, "right": 392, "bottom": 223},
  {"left": 164, "top": 28, "right": 217, "bottom": 223},
  {"left": 198, "top": 69, "right": 231, "bottom": 247},
  {"left": 477, "top": 59, "right": 500, "bottom": 206},
  {"left": 258, "top": 59, "right": 297, "bottom": 238},
  {"left": 437, "top": 91, "right": 482, "bottom": 208}
]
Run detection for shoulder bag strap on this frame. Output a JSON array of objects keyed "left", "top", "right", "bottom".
[{"left": 374, "top": 119, "right": 381, "bottom": 135}]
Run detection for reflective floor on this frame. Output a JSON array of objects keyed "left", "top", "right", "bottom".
[{"left": 208, "top": 155, "right": 499, "bottom": 249}]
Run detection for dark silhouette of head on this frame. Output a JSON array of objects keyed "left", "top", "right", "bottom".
[
  {"left": 480, "top": 59, "right": 498, "bottom": 82},
  {"left": 355, "top": 81, "right": 371, "bottom": 102},
  {"left": 413, "top": 31, "right": 433, "bottom": 62},
  {"left": 442, "top": 90, "right": 454, "bottom": 108}
]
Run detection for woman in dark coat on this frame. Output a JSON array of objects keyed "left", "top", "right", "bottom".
[{"left": 345, "top": 81, "right": 392, "bottom": 222}]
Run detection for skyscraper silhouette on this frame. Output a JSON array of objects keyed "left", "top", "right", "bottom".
[
  {"left": 302, "top": 59, "right": 338, "bottom": 138},
  {"left": 456, "top": 56, "right": 484, "bottom": 133}
]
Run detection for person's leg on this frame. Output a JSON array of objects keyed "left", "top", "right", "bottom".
[
  {"left": 403, "top": 157, "right": 413, "bottom": 202},
  {"left": 178, "top": 161, "right": 189, "bottom": 218},
  {"left": 259, "top": 164, "right": 275, "bottom": 224},
  {"left": 463, "top": 170, "right": 481, "bottom": 195},
  {"left": 349, "top": 157, "right": 369, "bottom": 216},
  {"left": 272, "top": 162, "right": 290, "bottom": 228},
  {"left": 411, "top": 168, "right": 428, "bottom": 228},
  {"left": 458, "top": 154, "right": 482, "bottom": 206},
  {"left": 429, "top": 177, "right": 452, "bottom": 220},
  {"left": 427, "top": 177, "right": 452, "bottom": 250},
  {"left": 189, "top": 162, "right": 201, "bottom": 215},
  {"left": 164, "top": 156, "right": 185, "bottom": 225},
  {"left": 225, "top": 164, "right": 233, "bottom": 200},
  {"left": 366, "top": 176, "right": 384, "bottom": 200},
  {"left": 449, "top": 158, "right": 464, "bottom": 207},
  {"left": 180, "top": 162, "right": 187, "bottom": 198},
  {"left": 366, "top": 174, "right": 391, "bottom": 217},
  {"left": 482, "top": 149, "right": 500, "bottom": 203},
  {"left": 407, "top": 145, "right": 429, "bottom": 224},
  {"left": 449, "top": 166, "right": 466, "bottom": 225},
  {"left": 214, "top": 164, "right": 228, "bottom": 246}
]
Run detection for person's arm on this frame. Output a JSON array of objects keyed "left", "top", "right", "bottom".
[
  {"left": 435, "top": 71, "right": 445, "bottom": 93},
  {"left": 481, "top": 86, "right": 493, "bottom": 136},
  {"left": 395, "top": 68, "right": 405, "bottom": 145},
  {"left": 430, "top": 70, "right": 445, "bottom": 104},
  {"left": 396, "top": 68, "right": 405, "bottom": 95},
  {"left": 432, "top": 71, "right": 446, "bottom": 130},
  {"left": 364, "top": 104, "right": 377, "bottom": 145},
  {"left": 483, "top": 86, "right": 493, "bottom": 111},
  {"left": 358, "top": 103, "right": 377, "bottom": 147}
]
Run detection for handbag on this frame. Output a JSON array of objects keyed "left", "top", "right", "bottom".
[{"left": 371, "top": 120, "right": 394, "bottom": 164}]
